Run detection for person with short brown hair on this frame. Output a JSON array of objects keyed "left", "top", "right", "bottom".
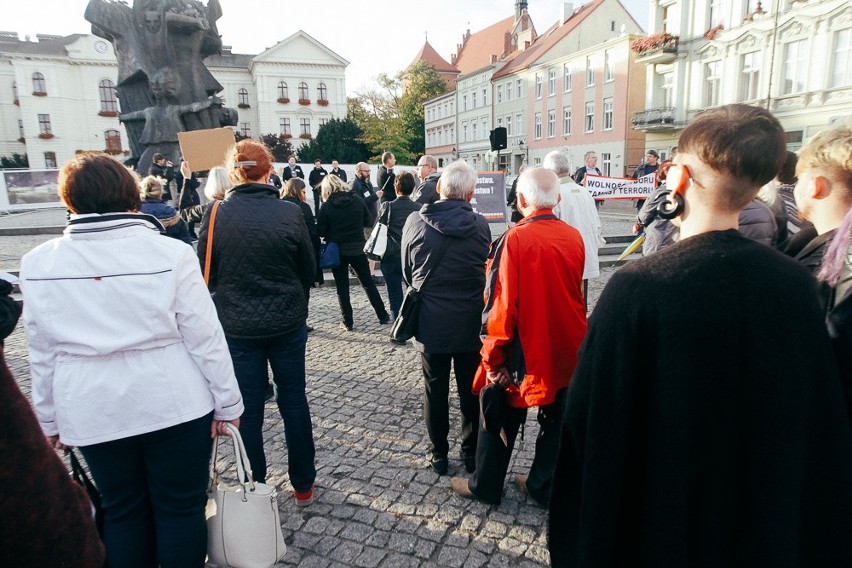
[
  {"left": 20, "top": 152, "right": 244, "bottom": 567},
  {"left": 548, "top": 104, "right": 852, "bottom": 566}
]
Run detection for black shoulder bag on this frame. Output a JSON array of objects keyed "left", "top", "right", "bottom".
[{"left": 390, "top": 230, "right": 451, "bottom": 342}]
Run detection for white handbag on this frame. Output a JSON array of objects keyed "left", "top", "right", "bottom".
[
  {"left": 206, "top": 423, "right": 286, "bottom": 568},
  {"left": 364, "top": 219, "right": 389, "bottom": 260}
]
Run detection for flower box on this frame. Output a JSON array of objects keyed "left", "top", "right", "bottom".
[
  {"left": 13, "top": 98, "right": 19, "bottom": 106},
  {"left": 99, "top": 110, "right": 118, "bottom": 117},
  {"left": 630, "top": 32, "right": 679, "bottom": 55},
  {"left": 32, "top": 91, "right": 47, "bottom": 97},
  {"left": 282, "top": 133, "right": 293, "bottom": 139},
  {"left": 237, "top": 103, "right": 251, "bottom": 109},
  {"left": 277, "top": 97, "right": 290, "bottom": 104},
  {"left": 298, "top": 98, "right": 311, "bottom": 106},
  {"left": 39, "top": 133, "right": 54, "bottom": 139},
  {"left": 317, "top": 99, "right": 329, "bottom": 107},
  {"left": 299, "top": 133, "right": 312, "bottom": 140}
]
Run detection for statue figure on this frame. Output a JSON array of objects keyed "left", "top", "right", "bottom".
[
  {"left": 119, "top": 67, "right": 220, "bottom": 168},
  {"left": 85, "top": 0, "right": 237, "bottom": 173}
]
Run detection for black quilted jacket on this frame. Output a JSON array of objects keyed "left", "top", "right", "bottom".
[{"left": 198, "top": 183, "right": 316, "bottom": 338}]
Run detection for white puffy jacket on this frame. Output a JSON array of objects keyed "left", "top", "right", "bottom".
[{"left": 20, "top": 213, "right": 243, "bottom": 446}]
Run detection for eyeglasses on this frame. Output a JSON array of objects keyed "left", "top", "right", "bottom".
[{"left": 416, "top": 163, "right": 428, "bottom": 168}]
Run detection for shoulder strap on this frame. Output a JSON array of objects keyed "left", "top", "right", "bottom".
[{"left": 203, "top": 200, "right": 222, "bottom": 285}]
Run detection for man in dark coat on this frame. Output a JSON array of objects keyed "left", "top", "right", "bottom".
[
  {"left": 413, "top": 155, "right": 441, "bottom": 205},
  {"left": 282, "top": 155, "right": 304, "bottom": 181},
  {"left": 549, "top": 104, "right": 852, "bottom": 567},
  {"left": 401, "top": 160, "right": 491, "bottom": 475},
  {"left": 148, "top": 152, "right": 175, "bottom": 201},
  {"left": 377, "top": 151, "right": 396, "bottom": 203},
  {"left": 352, "top": 162, "right": 381, "bottom": 224},
  {"left": 308, "top": 159, "right": 328, "bottom": 212},
  {"left": 329, "top": 159, "right": 347, "bottom": 182},
  {"left": 377, "top": 171, "right": 420, "bottom": 323},
  {"left": 631, "top": 149, "right": 660, "bottom": 210}
]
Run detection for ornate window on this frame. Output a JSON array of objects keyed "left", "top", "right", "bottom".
[
  {"left": 300, "top": 118, "right": 311, "bottom": 138},
  {"left": 278, "top": 81, "right": 289, "bottom": 99},
  {"left": 584, "top": 102, "right": 594, "bottom": 132},
  {"left": 44, "top": 152, "right": 57, "bottom": 168},
  {"left": 563, "top": 107, "right": 572, "bottom": 135},
  {"left": 32, "top": 72, "right": 46, "bottom": 94},
  {"left": 564, "top": 64, "right": 572, "bottom": 92},
  {"left": 280, "top": 117, "right": 291, "bottom": 136},
  {"left": 99, "top": 79, "right": 118, "bottom": 114},
  {"left": 739, "top": 52, "right": 761, "bottom": 100},
  {"left": 240, "top": 122, "right": 251, "bottom": 137},
  {"left": 104, "top": 129, "right": 122, "bottom": 153},
  {"left": 534, "top": 113, "right": 542, "bottom": 139},
  {"left": 547, "top": 110, "right": 556, "bottom": 137},
  {"left": 704, "top": 60, "right": 723, "bottom": 106},
  {"left": 831, "top": 28, "right": 851, "bottom": 88},
  {"left": 317, "top": 82, "right": 327, "bottom": 101},
  {"left": 548, "top": 68, "right": 556, "bottom": 96},
  {"left": 535, "top": 73, "right": 543, "bottom": 99},
  {"left": 298, "top": 82, "right": 309, "bottom": 100},
  {"left": 782, "top": 39, "right": 809, "bottom": 95},
  {"left": 603, "top": 98, "right": 614, "bottom": 130}
]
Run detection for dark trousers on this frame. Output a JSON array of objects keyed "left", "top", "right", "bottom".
[
  {"left": 312, "top": 187, "right": 321, "bottom": 214},
  {"left": 469, "top": 388, "right": 567, "bottom": 506},
  {"left": 312, "top": 238, "right": 324, "bottom": 284},
  {"left": 79, "top": 413, "right": 213, "bottom": 568},
  {"left": 331, "top": 252, "right": 389, "bottom": 326},
  {"left": 227, "top": 326, "right": 316, "bottom": 491},
  {"left": 421, "top": 351, "right": 481, "bottom": 459},
  {"left": 380, "top": 255, "right": 404, "bottom": 319}
]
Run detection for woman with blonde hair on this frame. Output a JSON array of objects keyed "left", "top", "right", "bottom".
[
  {"left": 317, "top": 174, "right": 390, "bottom": 331},
  {"left": 179, "top": 165, "right": 234, "bottom": 226},
  {"left": 198, "top": 140, "right": 317, "bottom": 505},
  {"left": 140, "top": 175, "right": 193, "bottom": 244}
]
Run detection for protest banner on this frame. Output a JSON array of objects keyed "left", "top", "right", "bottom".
[
  {"left": 177, "top": 127, "right": 236, "bottom": 171},
  {"left": 470, "top": 171, "right": 506, "bottom": 223},
  {"left": 583, "top": 173, "right": 656, "bottom": 200}
]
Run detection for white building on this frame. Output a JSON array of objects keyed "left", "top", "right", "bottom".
[
  {"left": 0, "top": 30, "right": 348, "bottom": 169},
  {"left": 634, "top": 0, "right": 851, "bottom": 153},
  {"left": 423, "top": 91, "right": 456, "bottom": 168}
]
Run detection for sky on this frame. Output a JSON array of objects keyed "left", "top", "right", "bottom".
[{"left": 4, "top": 0, "right": 648, "bottom": 95}]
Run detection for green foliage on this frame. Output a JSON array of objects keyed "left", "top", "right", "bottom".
[
  {"left": 296, "top": 118, "right": 369, "bottom": 164},
  {"left": 0, "top": 153, "right": 29, "bottom": 169},
  {"left": 259, "top": 133, "right": 294, "bottom": 163},
  {"left": 348, "top": 62, "right": 447, "bottom": 164}
]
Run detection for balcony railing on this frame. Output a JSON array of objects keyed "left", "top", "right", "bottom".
[{"left": 631, "top": 108, "right": 681, "bottom": 131}]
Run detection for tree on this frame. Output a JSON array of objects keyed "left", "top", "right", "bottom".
[
  {"left": 0, "top": 153, "right": 29, "bottom": 169},
  {"left": 259, "top": 133, "right": 294, "bottom": 162},
  {"left": 296, "top": 118, "right": 369, "bottom": 164},
  {"left": 348, "top": 63, "right": 447, "bottom": 164},
  {"left": 399, "top": 62, "right": 447, "bottom": 157}
]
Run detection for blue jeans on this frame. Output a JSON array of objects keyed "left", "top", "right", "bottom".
[
  {"left": 380, "top": 254, "right": 404, "bottom": 319},
  {"left": 227, "top": 326, "right": 316, "bottom": 491},
  {"left": 80, "top": 413, "right": 213, "bottom": 568}
]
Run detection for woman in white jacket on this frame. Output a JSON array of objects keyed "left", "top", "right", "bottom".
[{"left": 19, "top": 153, "right": 244, "bottom": 568}]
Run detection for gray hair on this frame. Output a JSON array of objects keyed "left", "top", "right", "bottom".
[
  {"left": 517, "top": 167, "right": 560, "bottom": 210},
  {"left": 320, "top": 173, "right": 348, "bottom": 201},
  {"left": 543, "top": 150, "right": 571, "bottom": 176},
  {"left": 440, "top": 160, "right": 477, "bottom": 200},
  {"left": 420, "top": 155, "right": 438, "bottom": 169},
  {"left": 204, "top": 166, "right": 233, "bottom": 200}
]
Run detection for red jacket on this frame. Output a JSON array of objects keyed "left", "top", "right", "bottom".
[{"left": 473, "top": 210, "right": 587, "bottom": 408}]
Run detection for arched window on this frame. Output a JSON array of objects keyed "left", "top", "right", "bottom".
[
  {"left": 104, "top": 129, "right": 122, "bottom": 153},
  {"left": 298, "top": 82, "right": 309, "bottom": 100},
  {"left": 317, "top": 83, "right": 327, "bottom": 101},
  {"left": 277, "top": 81, "right": 288, "bottom": 99},
  {"left": 238, "top": 88, "right": 249, "bottom": 106},
  {"left": 32, "top": 72, "right": 46, "bottom": 94},
  {"left": 99, "top": 79, "right": 118, "bottom": 113}
]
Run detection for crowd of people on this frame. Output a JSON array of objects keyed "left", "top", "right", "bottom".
[{"left": 2, "top": 105, "right": 851, "bottom": 566}]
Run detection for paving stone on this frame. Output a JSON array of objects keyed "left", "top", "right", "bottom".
[
  {"left": 354, "top": 546, "right": 387, "bottom": 568},
  {"left": 436, "top": 546, "right": 470, "bottom": 567},
  {"left": 339, "top": 522, "right": 374, "bottom": 542}
]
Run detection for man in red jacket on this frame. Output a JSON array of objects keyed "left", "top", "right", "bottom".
[{"left": 451, "top": 167, "right": 587, "bottom": 507}]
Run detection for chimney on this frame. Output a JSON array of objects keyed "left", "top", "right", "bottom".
[
  {"left": 491, "top": 54, "right": 498, "bottom": 63},
  {"left": 562, "top": 3, "right": 574, "bottom": 26}
]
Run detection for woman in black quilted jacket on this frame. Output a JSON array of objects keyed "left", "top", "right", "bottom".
[
  {"left": 316, "top": 175, "right": 390, "bottom": 331},
  {"left": 198, "top": 140, "right": 318, "bottom": 506}
]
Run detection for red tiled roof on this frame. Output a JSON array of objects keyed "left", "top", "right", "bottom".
[
  {"left": 492, "top": 0, "right": 603, "bottom": 80},
  {"left": 453, "top": 15, "right": 516, "bottom": 76},
  {"left": 408, "top": 40, "right": 458, "bottom": 73}
]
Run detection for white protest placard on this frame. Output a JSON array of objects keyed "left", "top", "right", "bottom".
[{"left": 583, "top": 173, "right": 656, "bottom": 200}]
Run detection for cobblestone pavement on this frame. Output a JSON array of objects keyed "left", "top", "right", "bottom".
[{"left": 3, "top": 211, "right": 629, "bottom": 568}]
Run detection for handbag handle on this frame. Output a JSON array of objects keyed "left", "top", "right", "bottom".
[
  {"left": 203, "top": 200, "right": 222, "bottom": 285},
  {"left": 210, "top": 423, "right": 257, "bottom": 497}
]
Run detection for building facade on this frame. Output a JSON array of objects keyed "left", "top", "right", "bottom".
[
  {"left": 634, "top": 0, "right": 851, "bottom": 155},
  {"left": 423, "top": 91, "right": 456, "bottom": 167},
  {"left": 0, "top": 30, "right": 348, "bottom": 169}
]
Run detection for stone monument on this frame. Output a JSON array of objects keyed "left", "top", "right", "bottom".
[{"left": 85, "top": 0, "right": 238, "bottom": 173}]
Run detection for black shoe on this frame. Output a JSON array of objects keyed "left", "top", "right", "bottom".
[
  {"left": 430, "top": 455, "right": 448, "bottom": 475},
  {"left": 339, "top": 322, "right": 353, "bottom": 332},
  {"left": 306, "top": 325, "right": 314, "bottom": 333},
  {"left": 378, "top": 314, "right": 391, "bottom": 325},
  {"left": 389, "top": 337, "right": 406, "bottom": 346}
]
